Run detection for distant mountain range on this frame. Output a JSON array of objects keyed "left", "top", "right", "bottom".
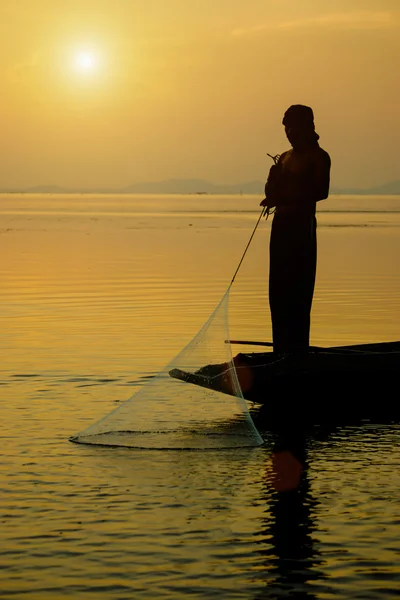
[{"left": 3, "top": 179, "right": 400, "bottom": 195}]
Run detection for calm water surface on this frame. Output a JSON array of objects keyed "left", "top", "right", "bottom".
[{"left": 1, "top": 194, "right": 400, "bottom": 599}]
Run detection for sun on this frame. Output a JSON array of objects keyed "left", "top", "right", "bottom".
[
  {"left": 73, "top": 51, "right": 98, "bottom": 74},
  {"left": 71, "top": 47, "right": 103, "bottom": 80},
  {"left": 76, "top": 52, "right": 95, "bottom": 69},
  {"left": 61, "top": 44, "right": 110, "bottom": 89}
]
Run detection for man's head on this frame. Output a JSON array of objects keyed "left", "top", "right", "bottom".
[{"left": 282, "top": 105, "right": 318, "bottom": 148}]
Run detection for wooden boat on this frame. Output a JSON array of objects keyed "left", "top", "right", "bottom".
[{"left": 170, "top": 341, "right": 400, "bottom": 424}]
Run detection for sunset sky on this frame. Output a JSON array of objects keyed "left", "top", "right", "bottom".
[{"left": 1, "top": 0, "right": 399, "bottom": 190}]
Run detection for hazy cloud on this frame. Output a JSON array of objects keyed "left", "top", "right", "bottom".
[
  {"left": 9, "top": 52, "right": 41, "bottom": 83},
  {"left": 232, "top": 10, "right": 399, "bottom": 37}
]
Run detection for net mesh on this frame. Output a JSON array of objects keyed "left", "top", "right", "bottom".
[{"left": 70, "top": 288, "right": 263, "bottom": 449}]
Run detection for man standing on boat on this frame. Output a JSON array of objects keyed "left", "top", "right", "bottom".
[{"left": 260, "top": 105, "right": 331, "bottom": 356}]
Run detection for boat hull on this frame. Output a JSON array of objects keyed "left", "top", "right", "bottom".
[{"left": 170, "top": 341, "right": 400, "bottom": 423}]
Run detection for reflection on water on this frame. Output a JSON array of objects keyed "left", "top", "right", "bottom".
[
  {"left": 255, "top": 432, "right": 325, "bottom": 599},
  {"left": 1, "top": 194, "right": 400, "bottom": 599},
  {"left": 254, "top": 424, "right": 400, "bottom": 599}
]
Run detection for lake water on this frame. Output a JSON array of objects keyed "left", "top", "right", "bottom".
[{"left": 1, "top": 193, "right": 400, "bottom": 598}]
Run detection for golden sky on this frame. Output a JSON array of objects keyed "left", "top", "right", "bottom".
[{"left": 1, "top": 0, "right": 399, "bottom": 189}]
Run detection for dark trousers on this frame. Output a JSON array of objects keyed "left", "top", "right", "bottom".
[{"left": 269, "top": 213, "right": 317, "bottom": 354}]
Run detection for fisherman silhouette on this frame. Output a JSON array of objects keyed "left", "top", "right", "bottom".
[{"left": 261, "top": 105, "right": 331, "bottom": 355}]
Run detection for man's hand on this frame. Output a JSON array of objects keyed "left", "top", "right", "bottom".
[{"left": 260, "top": 197, "right": 274, "bottom": 216}]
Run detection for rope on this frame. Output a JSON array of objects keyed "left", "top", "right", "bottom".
[
  {"left": 229, "top": 152, "right": 280, "bottom": 286},
  {"left": 230, "top": 208, "right": 269, "bottom": 286}
]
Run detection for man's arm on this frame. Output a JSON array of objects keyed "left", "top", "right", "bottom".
[
  {"left": 312, "top": 150, "right": 331, "bottom": 202},
  {"left": 270, "top": 150, "right": 331, "bottom": 208},
  {"left": 260, "top": 153, "right": 286, "bottom": 209}
]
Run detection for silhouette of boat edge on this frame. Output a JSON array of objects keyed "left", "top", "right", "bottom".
[{"left": 169, "top": 341, "right": 400, "bottom": 423}]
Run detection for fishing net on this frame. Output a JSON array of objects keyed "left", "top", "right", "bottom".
[
  {"left": 70, "top": 208, "right": 268, "bottom": 450},
  {"left": 70, "top": 287, "right": 263, "bottom": 449}
]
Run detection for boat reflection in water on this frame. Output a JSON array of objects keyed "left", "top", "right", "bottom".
[{"left": 254, "top": 430, "right": 330, "bottom": 599}]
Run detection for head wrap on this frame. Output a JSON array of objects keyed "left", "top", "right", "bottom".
[
  {"left": 283, "top": 105, "right": 315, "bottom": 128},
  {"left": 282, "top": 105, "right": 319, "bottom": 142}
]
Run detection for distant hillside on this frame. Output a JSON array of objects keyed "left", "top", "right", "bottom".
[
  {"left": 15, "top": 179, "right": 265, "bottom": 195},
  {"left": 365, "top": 181, "right": 400, "bottom": 195},
  {"left": 330, "top": 181, "right": 400, "bottom": 195},
  {"left": 120, "top": 179, "right": 264, "bottom": 194},
  {"left": 22, "top": 185, "right": 72, "bottom": 194},
  {"left": 3, "top": 179, "right": 400, "bottom": 195}
]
